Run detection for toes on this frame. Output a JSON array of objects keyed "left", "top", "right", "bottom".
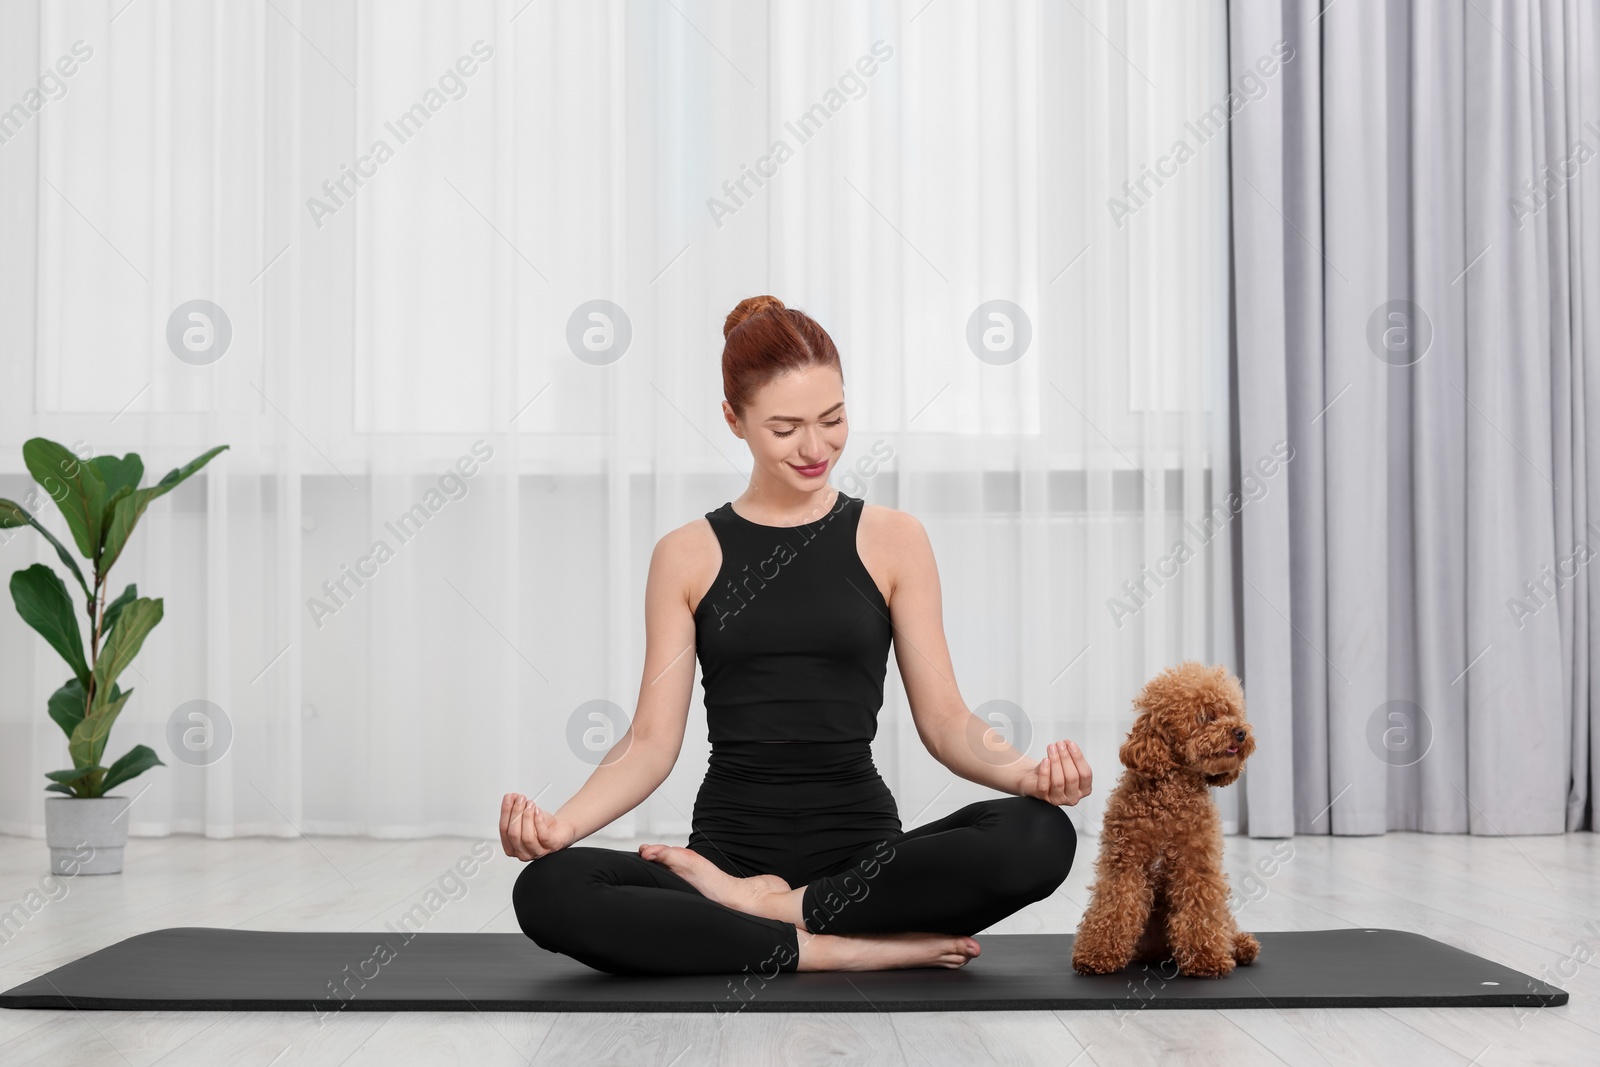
[
  {"left": 639, "top": 844, "right": 681, "bottom": 865},
  {"left": 640, "top": 844, "right": 710, "bottom": 877}
]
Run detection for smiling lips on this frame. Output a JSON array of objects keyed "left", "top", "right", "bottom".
[{"left": 790, "top": 460, "right": 828, "bottom": 477}]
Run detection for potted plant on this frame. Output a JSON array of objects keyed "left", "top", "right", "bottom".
[{"left": 1, "top": 437, "right": 227, "bottom": 874}]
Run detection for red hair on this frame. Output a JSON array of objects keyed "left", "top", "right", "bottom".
[{"left": 720, "top": 295, "right": 843, "bottom": 421}]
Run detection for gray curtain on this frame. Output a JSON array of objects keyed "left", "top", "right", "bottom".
[{"left": 1229, "top": 0, "right": 1598, "bottom": 837}]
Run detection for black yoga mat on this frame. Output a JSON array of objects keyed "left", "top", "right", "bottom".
[{"left": 0, "top": 927, "right": 1567, "bottom": 1013}]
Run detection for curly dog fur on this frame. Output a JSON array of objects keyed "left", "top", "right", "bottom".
[{"left": 1071, "top": 661, "right": 1260, "bottom": 978}]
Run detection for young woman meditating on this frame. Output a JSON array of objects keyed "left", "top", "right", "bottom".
[{"left": 502, "top": 295, "right": 1091, "bottom": 976}]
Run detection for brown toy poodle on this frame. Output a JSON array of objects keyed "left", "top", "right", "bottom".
[{"left": 1071, "top": 660, "right": 1260, "bottom": 978}]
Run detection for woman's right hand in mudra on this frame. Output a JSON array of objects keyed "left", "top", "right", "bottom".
[{"left": 500, "top": 793, "right": 577, "bottom": 861}]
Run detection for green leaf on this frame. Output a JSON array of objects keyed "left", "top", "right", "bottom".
[
  {"left": 91, "top": 597, "right": 162, "bottom": 706},
  {"left": 70, "top": 686, "right": 133, "bottom": 769},
  {"left": 101, "top": 745, "right": 165, "bottom": 793},
  {"left": 9, "top": 564, "right": 89, "bottom": 684},
  {"left": 47, "top": 677, "right": 93, "bottom": 740},
  {"left": 98, "top": 485, "right": 132, "bottom": 548},
  {"left": 89, "top": 454, "right": 144, "bottom": 500},
  {"left": 99, "top": 488, "right": 154, "bottom": 577},
  {"left": 43, "top": 764, "right": 105, "bottom": 796},
  {"left": 22, "top": 438, "right": 105, "bottom": 560},
  {"left": 98, "top": 445, "right": 227, "bottom": 576},
  {"left": 148, "top": 445, "right": 229, "bottom": 502},
  {"left": 45, "top": 765, "right": 101, "bottom": 784},
  {"left": 0, "top": 499, "right": 91, "bottom": 603},
  {"left": 102, "top": 583, "right": 138, "bottom": 640}
]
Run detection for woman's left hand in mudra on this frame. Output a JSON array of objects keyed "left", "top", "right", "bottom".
[{"left": 1018, "top": 740, "right": 1092, "bottom": 806}]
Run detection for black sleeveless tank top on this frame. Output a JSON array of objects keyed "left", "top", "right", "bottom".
[{"left": 693, "top": 490, "right": 893, "bottom": 745}]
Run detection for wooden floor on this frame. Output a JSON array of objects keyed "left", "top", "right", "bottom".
[{"left": 0, "top": 829, "right": 1595, "bottom": 1066}]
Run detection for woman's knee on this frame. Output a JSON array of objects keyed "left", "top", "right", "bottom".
[
  {"left": 995, "top": 797, "right": 1077, "bottom": 896},
  {"left": 511, "top": 848, "right": 591, "bottom": 948}
]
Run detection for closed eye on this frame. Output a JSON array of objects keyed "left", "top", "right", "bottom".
[{"left": 774, "top": 417, "right": 844, "bottom": 438}]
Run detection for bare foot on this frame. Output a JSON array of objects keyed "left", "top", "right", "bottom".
[
  {"left": 798, "top": 931, "right": 982, "bottom": 972},
  {"left": 638, "top": 843, "right": 791, "bottom": 916}
]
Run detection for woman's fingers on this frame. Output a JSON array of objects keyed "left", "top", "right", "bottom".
[
  {"left": 500, "top": 794, "right": 529, "bottom": 860},
  {"left": 1066, "top": 740, "right": 1092, "bottom": 798},
  {"left": 1020, "top": 740, "right": 1094, "bottom": 806},
  {"left": 499, "top": 793, "right": 516, "bottom": 857},
  {"left": 1053, "top": 743, "right": 1073, "bottom": 803},
  {"left": 531, "top": 802, "right": 555, "bottom": 852},
  {"left": 521, "top": 800, "right": 548, "bottom": 859},
  {"left": 1033, "top": 747, "right": 1047, "bottom": 800},
  {"left": 1061, "top": 743, "right": 1077, "bottom": 801},
  {"left": 1044, "top": 741, "right": 1090, "bottom": 805}
]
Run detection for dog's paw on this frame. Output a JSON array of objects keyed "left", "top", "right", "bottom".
[
  {"left": 1071, "top": 949, "right": 1130, "bottom": 975},
  {"left": 1175, "top": 951, "right": 1236, "bottom": 978},
  {"left": 1233, "top": 931, "right": 1260, "bottom": 965}
]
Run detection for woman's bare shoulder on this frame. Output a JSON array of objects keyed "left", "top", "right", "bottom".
[
  {"left": 857, "top": 502, "right": 929, "bottom": 605},
  {"left": 653, "top": 512, "right": 721, "bottom": 614},
  {"left": 859, "top": 501, "right": 926, "bottom": 544}
]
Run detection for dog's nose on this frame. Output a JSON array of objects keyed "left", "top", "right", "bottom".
[{"left": 1233, "top": 728, "right": 1247, "bottom": 742}]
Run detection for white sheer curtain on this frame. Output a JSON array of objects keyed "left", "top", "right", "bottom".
[{"left": 0, "top": 0, "right": 1233, "bottom": 843}]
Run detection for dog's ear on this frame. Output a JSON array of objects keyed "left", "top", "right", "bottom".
[{"left": 1120, "top": 709, "right": 1177, "bottom": 778}]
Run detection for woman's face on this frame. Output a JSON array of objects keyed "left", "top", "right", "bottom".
[{"left": 725, "top": 365, "right": 848, "bottom": 487}]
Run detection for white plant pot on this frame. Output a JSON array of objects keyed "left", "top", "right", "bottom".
[{"left": 44, "top": 796, "right": 132, "bottom": 875}]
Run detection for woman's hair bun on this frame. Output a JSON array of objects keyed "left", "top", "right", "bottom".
[{"left": 724, "top": 295, "right": 786, "bottom": 339}]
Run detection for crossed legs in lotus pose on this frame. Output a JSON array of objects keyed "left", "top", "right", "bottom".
[{"left": 514, "top": 796, "right": 1077, "bottom": 975}]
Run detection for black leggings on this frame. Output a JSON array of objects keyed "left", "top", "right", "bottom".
[{"left": 511, "top": 796, "right": 1077, "bottom": 976}]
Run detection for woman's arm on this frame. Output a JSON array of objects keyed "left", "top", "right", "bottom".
[
  {"left": 502, "top": 531, "right": 698, "bottom": 858},
  {"left": 884, "top": 510, "right": 1092, "bottom": 805}
]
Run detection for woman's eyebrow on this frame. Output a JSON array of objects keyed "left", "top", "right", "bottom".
[{"left": 765, "top": 402, "right": 845, "bottom": 424}]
